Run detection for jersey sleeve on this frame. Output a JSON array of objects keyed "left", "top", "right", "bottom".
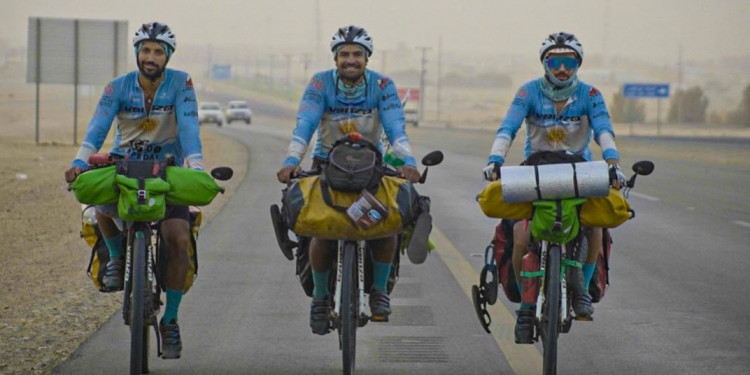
[
  {"left": 284, "top": 74, "right": 326, "bottom": 166},
  {"left": 378, "top": 78, "right": 416, "bottom": 167},
  {"left": 586, "top": 86, "right": 620, "bottom": 161},
  {"left": 72, "top": 81, "right": 121, "bottom": 167},
  {"left": 488, "top": 84, "right": 531, "bottom": 166},
  {"left": 174, "top": 74, "right": 204, "bottom": 170}
]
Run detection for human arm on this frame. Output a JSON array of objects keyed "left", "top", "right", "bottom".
[
  {"left": 587, "top": 87, "right": 624, "bottom": 188},
  {"left": 484, "top": 85, "right": 531, "bottom": 179},
  {"left": 175, "top": 74, "right": 204, "bottom": 170},
  {"left": 283, "top": 74, "right": 326, "bottom": 167},
  {"left": 378, "top": 78, "right": 417, "bottom": 168},
  {"left": 66, "top": 81, "right": 121, "bottom": 181}
]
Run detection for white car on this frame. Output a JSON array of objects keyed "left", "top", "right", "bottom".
[
  {"left": 225, "top": 100, "right": 252, "bottom": 124},
  {"left": 198, "top": 102, "right": 224, "bottom": 126}
]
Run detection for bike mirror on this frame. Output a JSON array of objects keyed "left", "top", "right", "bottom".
[
  {"left": 421, "top": 150, "right": 444, "bottom": 167},
  {"left": 632, "top": 161, "right": 654, "bottom": 176},
  {"left": 211, "top": 166, "right": 234, "bottom": 181}
]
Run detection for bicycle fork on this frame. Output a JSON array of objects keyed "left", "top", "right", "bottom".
[
  {"left": 535, "top": 243, "right": 570, "bottom": 323},
  {"left": 332, "top": 241, "right": 368, "bottom": 324}
]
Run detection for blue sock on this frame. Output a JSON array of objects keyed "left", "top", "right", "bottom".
[
  {"left": 103, "top": 232, "right": 124, "bottom": 259},
  {"left": 371, "top": 260, "right": 391, "bottom": 292},
  {"left": 312, "top": 270, "right": 330, "bottom": 299},
  {"left": 163, "top": 288, "right": 183, "bottom": 324},
  {"left": 582, "top": 263, "right": 596, "bottom": 290}
]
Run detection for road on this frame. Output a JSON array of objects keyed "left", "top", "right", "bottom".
[{"left": 54, "top": 98, "right": 750, "bottom": 374}]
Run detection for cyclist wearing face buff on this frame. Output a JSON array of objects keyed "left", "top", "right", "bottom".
[
  {"left": 277, "top": 25, "right": 420, "bottom": 336},
  {"left": 482, "top": 32, "right": 626, "bottom": 344}
]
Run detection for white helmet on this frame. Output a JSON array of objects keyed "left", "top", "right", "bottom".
[
  {"left": 330, "top": 25, "right": 373, "bottom": 57},
  {"left": 539, "top": 32, "right": 583, "bottom": 66},
  {"left": 133, "top": 22, "right": 176, "bottom": 52}
]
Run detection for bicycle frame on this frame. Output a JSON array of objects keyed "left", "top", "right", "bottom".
[{"left": 333, "top": 240, "right": 367, "bottom": 323}]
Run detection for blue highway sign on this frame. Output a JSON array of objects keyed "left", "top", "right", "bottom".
[{"left": 623, "top": 83, "right": 670, "bottom": 98}]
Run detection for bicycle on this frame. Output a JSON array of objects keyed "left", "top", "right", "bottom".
[
  {"left": 472, "top": 159, "right": 654, "bottom": 375},
  {"left": 271, "top": 148, "right": 443, "bottom": 375},
  {"left": 70, "top": 154, "right": 233, "bottom": 375}
]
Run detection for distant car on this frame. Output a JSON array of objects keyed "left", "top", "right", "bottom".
[
  {"left": 198, "top": 102, "right": 224, "bottom": 126},
  {"left": 225, "top": 100, "right": 252, "bottom": 124}
]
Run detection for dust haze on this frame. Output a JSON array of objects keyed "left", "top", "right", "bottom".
[{"left": 2, "top": 0, "right": 750, "bottom": 113}]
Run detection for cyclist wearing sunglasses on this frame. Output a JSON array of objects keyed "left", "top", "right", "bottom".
[{"left": 482, "top": 32, "right": 625, "bottom": 344}]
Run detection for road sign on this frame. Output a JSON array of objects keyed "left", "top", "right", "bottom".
[
  {"left": 211, "top": 64, "right": 231, "bottom": 80},
  {"left": 623, "top": 83, "right": 670, "bottom": 98}
]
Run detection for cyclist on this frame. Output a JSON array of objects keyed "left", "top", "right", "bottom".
[
  {"left": 276, "top": 25, "right": 420, "bottom": 335},
  {"left": 63, "top": 21, "right": 202, "bottom": 359},
  {"left": 482, "top": 32, "right": 626, "bottom": 344}
]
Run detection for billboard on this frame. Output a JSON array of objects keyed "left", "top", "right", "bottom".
[{"left": 26, "top": 17, "right": 128, "bottom": 84}]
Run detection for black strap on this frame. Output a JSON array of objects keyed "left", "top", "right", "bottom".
[
  {"left": 571, "top": 162, "right": 580, "bottom": 198},
  {"left": 533, "top": 165, "right": 542, "bottom": 200},
  {"left": 319, "top": 175, "right": 351, "bottom": 212}
]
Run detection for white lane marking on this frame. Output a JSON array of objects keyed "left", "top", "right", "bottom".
[
  {"left": 733, "top": 221, "right": 750, "bottom": 229},
  {"left": 628, "top": 191, "right": 660, "bottom": 201},
  {"left": 431, "top": 226, "right": 543, "bottom": 374}
]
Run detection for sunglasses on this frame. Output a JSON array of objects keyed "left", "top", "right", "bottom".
[{"left": 545, "top": 56, "right": 579, "bottom": 70}]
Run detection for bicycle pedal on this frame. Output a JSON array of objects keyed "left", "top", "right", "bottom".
[
  {"left": 574, "top": 315, "right": 593, "bottom": 322},
  {"left": 370, "top": 314, "right": 389, "bottom": 322}
]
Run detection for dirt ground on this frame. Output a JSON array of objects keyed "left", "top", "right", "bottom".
[{"left": 0, "top": 61, "right": 247, "bottom": 375}]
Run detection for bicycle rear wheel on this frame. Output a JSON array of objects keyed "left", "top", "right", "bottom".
[
  {"left": 130, "top": 226, "right": 150, "bottom": 375},
  {"left": 340, "top": 241, "right": 358, "bottom": 375},
  {"left": 541, "top": 244, "right": 561, "bottom": 375}
]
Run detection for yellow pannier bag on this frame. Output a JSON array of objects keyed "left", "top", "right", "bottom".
[
  {"left": 476, "top": 180, "right": 533, "bottom": 220},
  {"left": 283, "top": 175, "right": 419, "bottom": 241},
  {"left": 580, "top": 188, "right": 633, "bottom": 228}
]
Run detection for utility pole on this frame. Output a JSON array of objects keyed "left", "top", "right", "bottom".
[
  {"left": 302, "top": 52, "right": 311, "bottom": 81},
  {"left": 676, "top": 44, "right": 683, "bottom": 125},
  {"left": 437, "top": 35, "right": 442, "bottom": 123},
  {"left": 381, "top": 50, "right": 388, "bottom": 74},
  {"left": 284, "top": 54, "right": 293, "bottom": 86},
  {"left": 417, "top": 46, "right": 431, "bottom": 124}
]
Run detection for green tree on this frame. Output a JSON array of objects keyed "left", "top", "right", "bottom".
[
  {"left": 667, "top": 86, "right": 709, "bottom": 124},
  {"left": 727, "top": 83, "right": 750, "bottom": 126},
  {"left": 610, "top": 92, "right": 646, "bottom": 123}
]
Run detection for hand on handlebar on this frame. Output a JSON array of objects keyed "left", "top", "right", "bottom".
[
  {"left": 609, "top": 164, "right": 627, "bottom": 190},
  {"left": 482, "top": 162, "right": 500, "bottom": 181},
  {"left": 64, "top": 166, "right": 84, "bottom": 183},
  {"left": 277, "top": 165, "right": 301, "bottom": 184},
  {"left": 397, "top": 165, "right": 420, "bottom": 183}
]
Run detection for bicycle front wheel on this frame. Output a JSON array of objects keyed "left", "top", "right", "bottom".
[
  {"left": 130, "top": 226, "right": 150, "bottom": 375},
  {"left": 541, "top": 244, "right": 561, "bottom": 375},
  {"left": 340, "top": 241, "right": 358, "bottom": 375}
]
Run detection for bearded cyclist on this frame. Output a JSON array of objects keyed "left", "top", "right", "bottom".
[
  {"left": 276, "top": 25, "right": 420, "bottom": 335},
  {"left": 482, "top": 32, "right": 626, "bottom": 344},
  {"left": 63, "top": 21, "right": 202, "bottom": 359}
]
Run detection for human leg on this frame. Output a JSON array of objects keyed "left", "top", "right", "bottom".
[
  {"left": 512, "top": 220, "right": 534, "bottom": 344},
  {"left": 158, "top": 205, "right": 191, "bottom": 358},
  {"left": 568, "top": 227, "right": 599, "bottom": 319},
  {"left": 367, "top": 236, "right": 396, "bottom": 318},
  {"left": 309, "top": 237, "right": 335, "bottom": 335},
  {"left": 96, "top": 205, "right": 125, "bottom": 291}
]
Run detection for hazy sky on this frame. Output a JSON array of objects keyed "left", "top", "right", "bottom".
[{"left": 3, "top": 0, "right": 750, "bottom": 65}]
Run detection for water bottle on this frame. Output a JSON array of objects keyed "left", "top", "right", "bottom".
[{"left": 521, "top": 251, "right": 541, "bottom": 305}]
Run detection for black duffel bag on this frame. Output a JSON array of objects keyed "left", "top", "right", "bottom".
[{"left": 324, "top": 134, "right": 384, "bottom": 192}]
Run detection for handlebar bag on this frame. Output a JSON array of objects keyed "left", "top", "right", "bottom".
[
  {"left": 115, "top": 174, "right": 171, "bottom": 222},
  {"left": 324, "top": 138, "right": 383, "bottom": 192},
  {"left": 580, "top": 188, "right": 633, "bottom": 228},
  {"left": 530, "top": 198, "right": 586, "bottom": 243},
  {"left": 282, "top": 175, "right": 418, "bottom": 240},
  {"left": 70, "top": 165, "right": 119, "bottom": 205},
  {"left": 476, "top": 180, "right": 533, "bottom": 220},
  {"left": 164, "top": 166, "right": 222, "bottom": 206}
]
